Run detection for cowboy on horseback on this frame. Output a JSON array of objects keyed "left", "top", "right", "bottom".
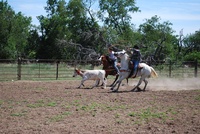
[
  {"left": 131, "top": 45, "right": 142, "bottom": 77},
  {"left": 108, "top": 47, "right": 120, "bottom": 75}
]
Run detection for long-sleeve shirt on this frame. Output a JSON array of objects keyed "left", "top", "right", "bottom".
[
  {"left": 131, "top": 49, "right": 141, "bottom": 61},
  {"left": 108, "top": 51, "right": 117, "bottom": 61}
]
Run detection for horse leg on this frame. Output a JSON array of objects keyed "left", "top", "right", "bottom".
[
  {"left": 126, "top": 78, "right": 129, "bottom": 86},
  {"left": 143, "top": 79, "right": 148, "bottom": 91},
  {"left": 111, "top": 75, "right": 127, "bottom": 92},
  {"left": 112, "top": 81, "right": 122, "bottom": 92},
  {"left": 110, "top": 81, "right": 118, "bottom": 90},
  {"left": 110, "top": 75, "right": 119, "bottom": 87},
  {"left": 110, "top": 77, "right": 121, "bottom": 91},
  {"left": 131, "top": 77, "right": 143, "bottom": 92},
  {"left": 101, "top": 75, "right": 108, "bottom": 86},
  {"left": 110, "top": 75, "right": 121, "bottom": 90},
  {"left": 99, "top": 77, "right": 107, "bottom": 89},
  {"left": 102, "top": 78, "right": 107, "bottom": 89}
]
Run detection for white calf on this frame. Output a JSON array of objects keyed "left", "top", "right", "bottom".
[{"left": 73, "top": 68, "right": 107, "bottom": 89}]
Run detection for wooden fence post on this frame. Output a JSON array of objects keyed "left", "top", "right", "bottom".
[
  {"left": 38, "top": 62, "right": 40, "bottom": 78},
  {"left": 194, "top": 59, "right": 198, "bottom": 78},
  {"left": 56, "top": 61, "right": 59, "bottom": 80},
  {"left": 169, "top": 60, "right": 172, "bottom": 77},
  {"left": 17, "top": 57, "right": 21, "bottom": 80}
]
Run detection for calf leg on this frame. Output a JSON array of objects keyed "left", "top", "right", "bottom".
[
  {"left": 91, "top": 80, "right": 99, "bottom": 89},
  {"left": 78, "top": 79, "right": 85, "bottom": 88}
]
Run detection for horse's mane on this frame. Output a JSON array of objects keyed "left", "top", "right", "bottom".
[
  {"left": 100, "top": 54, "right": 114, "bottom": 69},
  {"left": 124, "top": 53, "right": 130, "bottom": 60},
  {"left": 104, "top": 55, "right": 110, "bottom": 62}
]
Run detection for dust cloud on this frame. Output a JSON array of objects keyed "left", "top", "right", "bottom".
[{"left": 128, "top": 78, "right": 200, "bottom": 91}]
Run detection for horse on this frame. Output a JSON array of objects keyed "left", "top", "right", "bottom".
[
  {"left": 98, "top": 55, "right": 120, "bottom": 86},
  {"left": 110, "top": 50, "right": 158, "bottom": 92},
  {"left": 98, "top": 54, "right": 129, "bottom": 86}
]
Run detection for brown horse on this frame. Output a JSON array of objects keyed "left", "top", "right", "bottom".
[{"left": 98, "top": 55, "right": 127, "bottom": 86}]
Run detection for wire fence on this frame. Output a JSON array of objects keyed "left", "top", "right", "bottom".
[
  {"left": 0, "top": 59, "right": 100, "bottom": 81},
  {"left": 0, "top": 59, "right": 199, "bottom": 81}
]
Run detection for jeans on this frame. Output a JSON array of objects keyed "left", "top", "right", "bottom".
[
  {"left": 113, "top": 60, "right": 120, "bottom": 74},
  {"left": 132, "top": 60, "right": 139, "bottom": 74}
]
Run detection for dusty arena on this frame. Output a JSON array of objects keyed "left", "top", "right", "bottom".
[{"left": 0, "top": 78, "right": 200, "bottom": 134}]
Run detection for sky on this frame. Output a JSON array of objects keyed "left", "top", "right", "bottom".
[{"left": 8, "top": 0, "right": 200, "bottom": 36}]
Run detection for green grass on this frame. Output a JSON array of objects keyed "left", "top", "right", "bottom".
[
  {"left": 27, "top": 102, "right": 44, "bottom": 108},
  {"left": 0, "top": 63, "right": 81, "bottom": 81},
  {"left": 47, "top": 101, "right": 57, "bottom": 107},
  {"left": 49, "top": 115, "right": 64, "bottom": 122},
  {"left": 0, "top": 100, "right": 3, "bottom": 105},
  {"left": 27, "top": 100, "right": 59, "bottom": 108},
  {"left": 128, "top": 107, "right": 178, "bottom": 124},
  {"left": 10, "top": 110, "right": 28, "bottom": 117},
  {"left": 49, "top": 111, "right": 72, "bottom": 122},
  {"left": 195, "top": 95, "right": 200, "bottom": 101},
  {"left": 10, "top": 113, "right": 25, "bottom": 117}
]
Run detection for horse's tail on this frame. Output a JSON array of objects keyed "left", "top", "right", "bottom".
[{"left": 150, "top": 67, "right": 158, "bottom": 78}]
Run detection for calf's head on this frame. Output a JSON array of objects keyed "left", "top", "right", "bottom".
[{"left": 72, "top": 68, "right": 79, "bottom": 77}]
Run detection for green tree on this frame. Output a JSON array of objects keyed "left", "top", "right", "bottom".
[
  {"left": 98, "top": 0, "right": 139, "bottom": 34},
  {"left": 138, "top": 15, "right": 176, "bottom": 63},
  {"left": 0, "top": 1, "right": 14, "bottom": 58},
  {"left": 183, "top": 30, "right": 200, "bottom": 62},
  {"left": 98, "top": 0, "right": 139, "bottom": 46},
  {"left": 55, "top": 0, "right": 104, "bottom": 59},
  {"left": 11, "top": 12, "right": 32, "bottom": 58},
  {"left": 0, "top": 1, "right": 31, "bottom": 59},
  {"left": 37, "top": 0, "right": 70, "bottom": 59},
  {"left": 66, "top": 0, "right": 90, "bottom": 42},
  {"left": 25, "top": 27, "right": 40, "bottom": 59}
]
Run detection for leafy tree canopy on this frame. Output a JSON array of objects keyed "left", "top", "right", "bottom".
[{"left": 0, "top": 1, "right": 31, "bottom": 59}]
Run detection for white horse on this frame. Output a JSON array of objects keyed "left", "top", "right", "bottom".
[{"left": 110, "top": 50, "right": 158, "bottom": 92}]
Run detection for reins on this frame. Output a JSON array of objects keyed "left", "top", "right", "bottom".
[
  {"left": 104, "top": 68, "right": 116, "bottom": 71},
  {"left": 120, "top": 70, "right": 130, "bottom": 72}
]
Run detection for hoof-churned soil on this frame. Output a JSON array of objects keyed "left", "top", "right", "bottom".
[{"left": 0, "top": 78, "right": 200, "bottom": 134}]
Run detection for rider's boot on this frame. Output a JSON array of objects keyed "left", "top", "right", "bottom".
[{"left": 132, "top": 68, "right": 137, "bottom": 78}]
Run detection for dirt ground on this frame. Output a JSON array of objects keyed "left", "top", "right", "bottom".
[{"left": 0, "top": 78, "right": 200, "bottom": 134}]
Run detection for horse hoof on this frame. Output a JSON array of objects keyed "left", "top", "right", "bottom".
[
  {"left": 112, "top": 90, "right": 118, "bottom": 92},
  {"left": 136, "top": 89, "right": 142, "bottom": 92}
]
